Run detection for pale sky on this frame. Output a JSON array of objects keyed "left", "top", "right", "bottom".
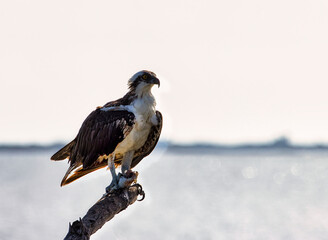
[{"left": 0, "top": 0, "right": 328, "bottom": 145}]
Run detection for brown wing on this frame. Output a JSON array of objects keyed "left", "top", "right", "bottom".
[
  {"left": 51, "top": 140, "right": 76, "bottom": 161},
  {"left": 72, "top": 109, "right": 135, "bottom": 168},
  {"left": 52, "top": 108, "right": 135, "bottom": 186},
  {"left": 130, "top": 111, "right": 163, "bottom": 168}
]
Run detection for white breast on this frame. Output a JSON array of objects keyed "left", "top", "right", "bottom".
[{"left": 114, "top": 93, "right": 156, "bottom": 154}]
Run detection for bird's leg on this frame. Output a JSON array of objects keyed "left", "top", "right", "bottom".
[
  {"left": 117, "top": 151, "right": 138, "bottom": 188},
  {"left": 121, "top": 151, "right": 134, "bottom": 174},
  {"left": 106, "top": 154, "right": 118, "bottom": 193}
]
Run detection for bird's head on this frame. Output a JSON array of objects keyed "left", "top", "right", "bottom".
[{"left": 128, "top": 70, "right": 160, "bottom": 93}]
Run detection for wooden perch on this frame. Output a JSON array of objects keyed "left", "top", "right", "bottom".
[{"left": 64, "top": 184, "right": 145, "bottom": 240}]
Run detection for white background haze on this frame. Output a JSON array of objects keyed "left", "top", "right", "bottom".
[{"left": 1, "top": 0, "right": 328, "bottom": 145}]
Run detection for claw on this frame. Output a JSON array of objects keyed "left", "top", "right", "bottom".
[
  {"left": 131, "top": 183, "right": 145, "bottom": 201},
  {"left": 118, "top": 170, "right": 138, "bottom": 188},
  {"left": 105, "top": 178, "right": 119, "bottom": 193},
  {"left": 105, "top": 170, "right": 139, "bottom": 193}
]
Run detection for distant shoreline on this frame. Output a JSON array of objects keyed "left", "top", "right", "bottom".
[{"left": 1, "top": 137, "right": 328, "bottom": 152}]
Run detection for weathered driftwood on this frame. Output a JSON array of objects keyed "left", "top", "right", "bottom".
[{"left": 64, "top": 184, "right": 145, "bottom": 240}]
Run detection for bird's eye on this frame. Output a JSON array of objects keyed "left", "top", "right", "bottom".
[{"left": 142, "top": 74, "right": 148, "bottom": 80}]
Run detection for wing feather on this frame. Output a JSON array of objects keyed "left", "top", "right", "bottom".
[
  {"left": 72, "top": 109, "right": 135, "bottom": 168},
  {"left": 50, "top": 140, "right": 76, "bottom": 161},
  {"left": 60, "top": 108, "right": 135, "bottom": 185}
]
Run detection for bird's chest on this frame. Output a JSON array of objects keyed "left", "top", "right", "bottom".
[
  {"left": 115, "top": 116, "right": 152, "bottom": 153},
  {"left": 131, "top": 96, "right": 156, "bottom": 131},
  {"left": 115, "top": 99, "right": 156, "bottom": 153}
]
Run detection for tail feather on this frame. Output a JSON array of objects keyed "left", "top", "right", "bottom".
[
  {"left": 61, "top": 162, "right": 108, "bottom": 186},
  {"left": 51, "top": 140, "right": 76, "bottom": 161},
  {"left": 60, "top": 164, "right": 79, "bottom": 186}
]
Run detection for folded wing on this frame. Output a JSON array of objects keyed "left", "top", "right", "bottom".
[{"left": 51, "top": 108, "right": 135, "bottom": 186}]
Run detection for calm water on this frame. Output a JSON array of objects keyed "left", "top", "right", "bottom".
[{"left": 1, "top": 148, "right": 328, "bottom": 240}]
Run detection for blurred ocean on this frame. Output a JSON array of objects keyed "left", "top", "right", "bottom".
[{"left": 1, "top": 147, "right": 328, "bottom": 240}]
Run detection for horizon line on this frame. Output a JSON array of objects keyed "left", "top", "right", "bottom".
[{"left": 0, "top": 137, "right": 328, "bottom": 149}]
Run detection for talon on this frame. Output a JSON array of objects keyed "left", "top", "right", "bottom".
[
  {"left": 105, "top": 186, "right": 113, "bottom": 193},
  {"left": 132, "top": 183, "right": 145, "bottom": 201},
  {"left": 106, "top": 178, "right": 119, "bottom": 193},
  {"left": 118, "top": 170, "right": 138, "bottom": 188},
  {"left": 105, "top": 185, "right": 113, "bottom": 193}
]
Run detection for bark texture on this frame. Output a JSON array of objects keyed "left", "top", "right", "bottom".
[{"left": 64, "top": 184, "right": 145, "bottom": 240}]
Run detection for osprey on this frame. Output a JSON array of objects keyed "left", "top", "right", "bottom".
[{"left": 51, "top": 70, "right": 162, "bottom": 192}]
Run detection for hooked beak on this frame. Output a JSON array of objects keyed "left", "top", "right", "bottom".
[{"left": 151, "top": 77, "right": 160, "bottom": 88}]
